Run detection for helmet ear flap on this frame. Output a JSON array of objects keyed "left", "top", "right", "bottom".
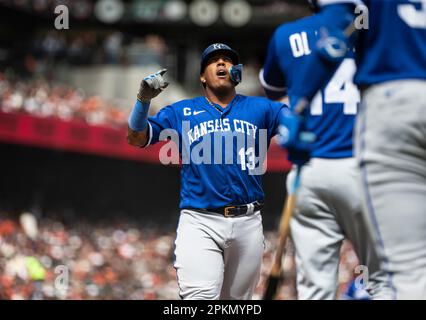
[{"left": 229, "top": 64, "right": 243, "bottom": 85}]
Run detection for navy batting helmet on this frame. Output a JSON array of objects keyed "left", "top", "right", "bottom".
[{"left": 200, "top": 43, "right": 239, "bottom": 74}]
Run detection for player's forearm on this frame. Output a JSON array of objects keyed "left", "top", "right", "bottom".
[
  {"left": 128, "top": 99, "right": 150, "bottom": 130},
  {"left": 127, "top": 125, "right": 149, "bottom": 147},
  {"left": 127, "top": 68, "right": 169, "bottom": 148},
  {"left": 127, "top": 99, "right": 150, "bottom": 147}
]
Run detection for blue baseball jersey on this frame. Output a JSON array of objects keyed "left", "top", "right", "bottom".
[
  {"left": 354, "top": 0, "right": 426, "bottom": 85},
  {"left": 317, "top": 0, "right": 426, "bottom": 85},
  {"left": 261, "top": 10, "right": 359, "bottom": 158},
  {"left": 145, "top": 95, "right": 285, "bottom": 209}
]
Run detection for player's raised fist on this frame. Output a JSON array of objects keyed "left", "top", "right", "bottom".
[{"left": 137, "top": 68, "right": 169, "bottom": 103}]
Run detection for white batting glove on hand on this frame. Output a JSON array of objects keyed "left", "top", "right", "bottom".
[{"left": 137, "top": 69, "right": 169, "bottom": 103}]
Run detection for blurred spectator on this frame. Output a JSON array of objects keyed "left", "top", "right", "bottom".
[
  {"left": 104, "top": 32, "right": 123, "bottom": 65},
  {"left": 41, "top": 32, "right": 66, "bottom": 62},
  {"left": 20, "top": 212, "right": 39, "bottom": 241},
  {"left": 126, "top": 35, "right": 167, "bottom": 66},
  {"left": 28, "top": 31, "right": 169, "bottom": 68}
]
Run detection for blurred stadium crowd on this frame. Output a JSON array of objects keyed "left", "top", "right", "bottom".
[
  {"left": 0, "top": 71, "right": 128, "bottom": 127},
  {"left": 0, "top": 212, "right": 359, "bottom": 300},
  {"left": 0, "top": 28, "right": 263, "bottom": 128},
  {"left": 28, "top": 31, "right": 168, "bottom": 67},
  {"left": 0, "top": 30, "right": 172, "bottom": 127}
]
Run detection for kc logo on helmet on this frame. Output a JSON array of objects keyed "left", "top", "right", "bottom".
[{"left": 213, "top": 43, "right": 226, "bottom": 50}]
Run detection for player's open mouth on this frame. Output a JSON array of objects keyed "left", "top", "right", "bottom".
[{"left": 216, "top": 69, "right": 228, "bottom": 79}]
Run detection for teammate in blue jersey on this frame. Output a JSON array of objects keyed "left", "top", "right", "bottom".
[
  {"left": 260, "top": 3, "right": 392, "bottom": 299},
  {"left": 127, "top": 43, "right": 285, "bottom": 299},
  {"left": 283, "top": 0, "right": 426, "bottom": 299}
]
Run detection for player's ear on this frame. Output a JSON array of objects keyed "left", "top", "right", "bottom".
[{"left": 200, "top": 75, "right": 207, "bottom": 86}]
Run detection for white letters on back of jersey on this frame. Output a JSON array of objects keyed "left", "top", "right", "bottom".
[
  {"left": 289, "top": 32, "right": 311, "bottom": 57},
  {"left": 398, "top": 0, "right": 426, "bottom": 28}
]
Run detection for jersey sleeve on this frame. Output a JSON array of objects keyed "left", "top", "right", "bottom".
[
  {"left": 260, "top": 32, "right": 287, "bottom": 100},
  {"left": 266, "top": 100, "right": 288, "bottom": 138},
  {"left": 145, "top": 105, "right": 178, "bottom": 147}
]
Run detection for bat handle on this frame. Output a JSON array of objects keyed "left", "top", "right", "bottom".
[
  {"left": 273, "top": 166, "right": 302, "bottom": 272},
  {"left": 291, "top": 166, "right": 302, "bottom": 194},
  {"left": 263, "top": 166, "right": 303, "bottom": 300}
]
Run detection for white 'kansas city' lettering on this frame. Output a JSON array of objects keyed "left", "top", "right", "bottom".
[{"left": 187, "top": 118, "right": 258, "bottom": 145}]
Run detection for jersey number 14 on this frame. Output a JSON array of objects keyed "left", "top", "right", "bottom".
[
  {"left": 289, "top": 32, "right": 360, "bottom": 116},
  {"left": 311, "top": 58, "right": 360, "bottom": 116}
]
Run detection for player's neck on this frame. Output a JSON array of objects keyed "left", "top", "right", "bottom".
[{"left": 205, "top": 88, "right": 236, "bottom": 109}]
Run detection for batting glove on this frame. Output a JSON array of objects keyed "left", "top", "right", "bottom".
[
  {"left": 317, "top": 26, "right": 349, "bottom": 64},
  {"left": 137, "top": 69, "right": 169, "bottom": 103},
  {"left": 277, "top": 108, "right": 316, "bottom": 166}
]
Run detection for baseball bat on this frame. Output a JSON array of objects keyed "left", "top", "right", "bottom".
[{"left": 263, "top": 166, "right": 302, "bottom": 300}]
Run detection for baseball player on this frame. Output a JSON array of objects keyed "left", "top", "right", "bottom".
[
  {"left": 127, "top": 43, "right": 286, "bottom": 299},
  {"left": 278, "top": 0, "right": 426, "bottom": 299},
  {"left": 259, "top": 1, "right": 392, "bottom": 299}
]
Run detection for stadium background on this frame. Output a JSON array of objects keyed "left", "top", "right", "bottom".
[{"left": 0, "top": 0, "right": 359, "bottom": 300}]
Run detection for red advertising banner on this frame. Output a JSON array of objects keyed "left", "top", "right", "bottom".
[{"left": 0, "top": 111, "right": 291, "bottom": 172}]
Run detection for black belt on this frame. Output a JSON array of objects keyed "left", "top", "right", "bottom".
[{"left": 188, "top": 201, "right": 264, "bottom": 217}]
